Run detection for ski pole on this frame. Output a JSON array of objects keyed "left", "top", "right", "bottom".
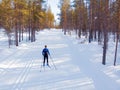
[
  {"left": 50, "top": 55, "right": 57, "bottom": 70},
  {"left": 40, "top": 57, "right": 45, "bottom": 72},
  {"left": 40, "top": 60, "right": 43, "bottom": 72}
]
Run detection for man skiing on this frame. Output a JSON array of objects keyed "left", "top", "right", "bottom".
[{"left": 42, "top": 45, "right": 50, "bottom": 66}]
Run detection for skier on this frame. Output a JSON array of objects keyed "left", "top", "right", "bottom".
[{"left": 42, "top": 45, "right": 50, "bottom": 66}]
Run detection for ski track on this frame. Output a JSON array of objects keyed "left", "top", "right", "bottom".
[
  {"left": 0, "top": 50, "right": 25, "bottom": 75},
  {"left": 0, "top": 29, "right": 120, "bottom": 90},
  {"left": 64, "top": 34, "right": 120, "bottom": 90}
]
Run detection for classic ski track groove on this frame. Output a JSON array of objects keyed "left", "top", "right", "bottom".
[
  {"left": 12, "top": 57, "right": 34, "bottom": 90},
  {"left": 0, "top": 50, "right": 26, "bottom": 76}
]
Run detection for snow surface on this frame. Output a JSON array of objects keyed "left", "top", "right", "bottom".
[{"left": 0, "top": 29, "right": 120, "bottom": 90}]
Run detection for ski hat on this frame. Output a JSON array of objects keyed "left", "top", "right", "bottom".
[{"left": 45, "top": 45, "right": 47, "bottom": 47}]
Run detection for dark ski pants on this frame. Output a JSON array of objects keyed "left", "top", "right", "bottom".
[{"left": 43, "top": 55, "right": 49, "bottom": 65}]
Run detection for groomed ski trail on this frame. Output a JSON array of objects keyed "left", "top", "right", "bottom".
[
  {"left": 0, "top": 29, "right": 94, "bottom": 90},
  {"left": 0, "top": 29, "right": 120, "bottom": 90}
]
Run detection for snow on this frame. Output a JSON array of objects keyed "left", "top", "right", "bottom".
[{"left": 0, "top": 29, "right": 120, "bottom": 90}]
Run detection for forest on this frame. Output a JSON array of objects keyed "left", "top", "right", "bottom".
[
  {"left": 0, "top": 0, "right": 54, "bottom": 46},
  {"left": 0, "top": 0, "right": 120, "bottom": 65},
  {"left": 59, "top": 0, "right": 120, "bottom": 65}
]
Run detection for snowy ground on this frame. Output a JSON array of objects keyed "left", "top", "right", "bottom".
[{"left": 0, "top": 29, "right": 120, "bottom": 90}]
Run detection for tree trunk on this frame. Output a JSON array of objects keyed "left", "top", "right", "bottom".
[
  {"left": 114, "top": 34, "right": 119, "bottom": 66},
  {"left": 15, "top": 24, "right": 18, "bottom": 46},
  {"left": 102, "top": 32, "right": 107, "bottom": 65}
]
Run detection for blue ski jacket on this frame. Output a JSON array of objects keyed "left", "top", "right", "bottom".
[{"left": 42, "top": 48, "right": 50, "bottom": 56}]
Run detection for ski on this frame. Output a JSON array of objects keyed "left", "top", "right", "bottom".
[
  {"left": 40, "top": 65, "right": 44, "bottom": 72},
  {"left": 47, "top": 64, "right": 51, "bottom": 69},
  {"left": 40, "top": 64, "right": 52, "bottom": 72}
]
